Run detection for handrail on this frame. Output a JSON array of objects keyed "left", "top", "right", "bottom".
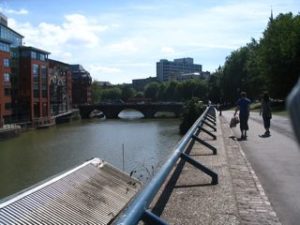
[{"left": 113, "top": 106, "right": 218, "bottom": 225}]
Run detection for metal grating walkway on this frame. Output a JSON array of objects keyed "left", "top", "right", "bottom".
[{"left": 0, "top": 158, "right": 141, "bottom": 225}]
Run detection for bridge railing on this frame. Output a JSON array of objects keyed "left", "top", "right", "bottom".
[{"left": 113, "top": 105, "right": 219, "bottom": 225}]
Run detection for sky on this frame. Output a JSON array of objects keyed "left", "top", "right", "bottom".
[{"left": 0, "top": 0, "right": 299, "bottom": 84}]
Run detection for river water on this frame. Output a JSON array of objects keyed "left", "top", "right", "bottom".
[{"left": 0, "top": 113, "right": 181, "bottom": 200}]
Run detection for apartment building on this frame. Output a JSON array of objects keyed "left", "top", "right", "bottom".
[
  {"left": 0, "top": 13, "right": 23, "bottom": 127},
  {"left": 15, "top": 46, "right": 50, "bottom": 124}
]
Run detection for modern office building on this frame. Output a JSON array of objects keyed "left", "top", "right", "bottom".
[
  {"left": 0, "top": 13, "right": 23, "bottom": 127},
  {"left": 49, "top": 59, "right": 72, "bottom": 115},
  {"left": 156, "top": 58, "right": 202, "bottom": 82},
  {"left": 70, "top": 64, "right": 92, "bottom": 106}
]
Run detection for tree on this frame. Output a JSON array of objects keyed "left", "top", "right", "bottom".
[
  {"left": 144, "top": 82, "right": 160, "bottom": 101},
  {"left": 259, "top": 13, "right": 300, "bottom": 98},
  {"left": 164, "top": 81, "right": 179, "bottom": 101},
  {"left": 121, "top": 85, "right": 135, "bottom": 101},
  {"left": 179, "top": 97, "right": 205, "bottom": 134},
  {"left": 101, "top": 87, "right": 122, "bottom": 101},
  {"left": 207, "top": 67, "right": 222, "bottom": 103},
  {"left": 91, "top": 81, "right": 102, "bottom": 103},
  {"left": 174, "top": 79, "right": 208, "bottom": 101}
]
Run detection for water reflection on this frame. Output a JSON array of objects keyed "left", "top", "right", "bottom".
[{"left": 118, "top": 109, "right": 144, "bottom": 119}]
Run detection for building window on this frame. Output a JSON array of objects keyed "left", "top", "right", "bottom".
[
  {"left": 40, "top": 54, "right": 45, "bottom": 61},
  {"left": 33, "top": 64, "right": 39, "bottom": 97},
  {"left": 34, "top": 90, "right": 39, "bottom": 98},
  {"left": 0, "top": 42, "right": 10, "bottom": 52},
  {"left": 42, "top": 90, "right": 48, "bottom": 98},
  {"left": 4, "top": 88, "right": 10, "bottom": 96},
  {"left": 3, "top": 58, "right": 9, "bottom": 67},
  {"left": 5, "top": 103, "right": 11, "bottom": 110},
  {"left": 33, "top": 64, "right": 39, "bottom": 75},
  {"left": 4, "top": 73, "right": 10, "bottom": 82},
  {"left": 31, "top": 51, "right": 37, "bottom": 59},
  {"left": 41, "top": 66, "right": 47, "bottom": 97}
]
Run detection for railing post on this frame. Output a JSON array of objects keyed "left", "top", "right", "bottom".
[
  {"left": 203, "top": 120, "right": 217, "bottom": 131},
  {"left": 180, "top": 153, "right": 218, "bottom": 185},
  {"left": 113, "top": 106, "right": 219, "bottom": 225},
  {"left": 192, "top": 134, "right": 217, "bottom": 155},
  {"left": 197, "top": 126, "right": 217, "bottom": 140},
  {"left": 142, "top": 210, "right": 169, "bottom": 225}
]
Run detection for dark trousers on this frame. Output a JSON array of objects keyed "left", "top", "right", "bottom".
[
  {"left": 263, "top": 115, "right": 271, "bottom": 129},
  {"left": 239, "top": 114, "right": 249, "bottom": 131}
]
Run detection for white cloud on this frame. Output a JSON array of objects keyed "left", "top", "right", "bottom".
[
  {"left": 9, "top": 13, "right": 108, "bottom": 57},
  {"left": 89, "top": 65, "right": 121, "bottom": 74},
  {"left": 161, "top": 47, "right": 175, "bottom": 54},
  {"left": 0, "top": 7, "right": 28, "bottom": 15},
  {"left": 108, "top": 40, "right": 139, "bottom": 53}
]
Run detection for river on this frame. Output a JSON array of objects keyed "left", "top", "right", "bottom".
[{"left": 0, "top": 113, "right": 181, "bottom": 200}]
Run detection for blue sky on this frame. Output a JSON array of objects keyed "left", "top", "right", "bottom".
[{"left": 0, "top": 0, "right": 299, "bottom": 84}]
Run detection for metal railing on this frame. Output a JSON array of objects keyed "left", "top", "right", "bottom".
[{"left": 113, "top": 106, "right": 219, "bottom": 225}]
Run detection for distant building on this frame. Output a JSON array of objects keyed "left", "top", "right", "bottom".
[
  {"left": 156, "top": 58, "right": 202, "bottom": 82},
  {"left": 93, "top": 81, "right": 112, "bottom": 88},
  {"left": 70, "top": 64, "right": 92, "bottom": 106},
  {"left": 48, "top": 59, "right": 72, "bottom": 115},
  {"left": 0, "top": 13, "right": 23, "bottom": 126},
  {"left": 132, "top": 77, "right": 158, "bottom": 91}
]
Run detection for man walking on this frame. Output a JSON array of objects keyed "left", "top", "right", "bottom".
[{"left": 234, "top": 92, "right": 251, "bottom": 140}]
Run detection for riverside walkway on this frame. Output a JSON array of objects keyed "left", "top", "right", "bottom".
[{"left": 146, "top": 111, "right": 283, "bottom": 225}]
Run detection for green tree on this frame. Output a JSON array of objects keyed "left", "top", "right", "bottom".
[
  {"left": 179, "top": 97, "right": 205, "bottom": 134},
  {"left": 178, "top": 79, "right": 208, "bottom": 101},
  {"left": 91, "top": 81, "right": 102, "bottom": 103},
  {"left": 259, "top": 13, "right": 300, "bottom": 98},
  {"left": 144, "top": 82, "right": 160, "bottom": 101},
  {"left": 121, "top": 85, "right": 135, "bottom": 101},
  {"left": 164, "top": 81, "right": 179, "bottom": 101},
  {"left": 101, "top": 87, "right": 122, "bottom": 101},
  {"left": 220, "top": 46, "right": 253, "bottom": 103},
  {"left": 207, "top": 67, "right": 222, "bottom": 103}
]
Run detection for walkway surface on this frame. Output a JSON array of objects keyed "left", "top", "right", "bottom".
[
  {"left": 222, "top": 111, "right": 300, "bottom": 225},
  {"left": 148, "top": 111, "right": 287, "bottom": 225}
]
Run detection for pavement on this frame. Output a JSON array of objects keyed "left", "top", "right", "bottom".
[
  {"left": 149, "top": 110, "right": 284, "bottom": 225},
  {"left": 223, "top": 111, "right": 300, "bottom": 225}
]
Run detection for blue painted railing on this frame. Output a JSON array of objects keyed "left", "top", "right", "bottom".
[{"left": 113, "top": 106, "right": 218, "bottom": 225}]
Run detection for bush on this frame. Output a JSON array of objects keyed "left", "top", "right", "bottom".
[{"left": 179, "top": 97, "right": 205, "bottom": 134}]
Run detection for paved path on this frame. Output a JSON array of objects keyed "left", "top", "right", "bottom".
[
  {"left": 223, "top": 111, "right": 300, "bottom": 225},
  {"left": 149, "top": 111, "right": 281, "bottom": 225}
]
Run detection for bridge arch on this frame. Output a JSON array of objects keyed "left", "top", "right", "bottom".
[
  {"left": 118, "top": 109, "right": 144, "bottom": 119},
  {"left": 78, "top": 102, "right": 183, "bottom": 119}
]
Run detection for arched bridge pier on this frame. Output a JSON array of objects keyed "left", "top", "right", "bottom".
[{"left": 78, "top": 102, "right": 184, "bottom": 119}]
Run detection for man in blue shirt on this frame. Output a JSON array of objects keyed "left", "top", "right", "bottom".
[{"left": 234, "top": 92, "right": 251, "bottom": 140}]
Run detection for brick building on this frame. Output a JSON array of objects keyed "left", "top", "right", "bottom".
[
  {"left": 48, "top": 59, "right": 72, "bottom": 115},
  {"left": 0, "top": 13, "right": 23, "bottom": 127},
  {"left": 13, "top": 47, "right": 51, "bottom": 125},
  {"left": 70, "top": 64, "right": 92, "bottom": 106}
]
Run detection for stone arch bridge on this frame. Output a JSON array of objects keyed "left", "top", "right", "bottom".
[{"left": 78, "top": 102, "right": 184, "bottom": 119}]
